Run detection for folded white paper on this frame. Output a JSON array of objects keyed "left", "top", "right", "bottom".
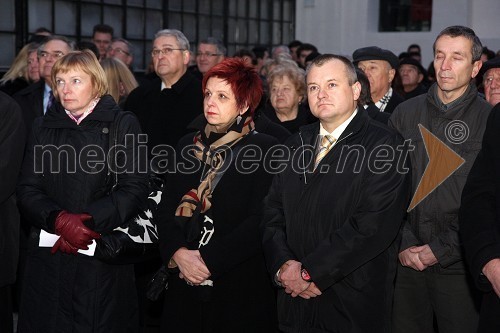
[{"left": 39, "top": 229, "right": 96, "bottom": 256}]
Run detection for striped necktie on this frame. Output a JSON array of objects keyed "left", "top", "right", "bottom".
[{"left": 314, "top": 135, "right": 336, "bottom": 171}]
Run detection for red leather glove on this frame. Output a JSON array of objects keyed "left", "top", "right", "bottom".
[
  {"left": 53, "top": 211, "right": 101, "bottom": 250},
  {"left": 51, "top": 237, "right": 79, "bottom": 255}
]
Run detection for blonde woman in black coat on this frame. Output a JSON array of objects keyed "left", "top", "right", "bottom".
[{"left": 17, "top": 51, "right": 148, "bottom": 332}]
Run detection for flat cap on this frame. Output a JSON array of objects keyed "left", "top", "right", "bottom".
[
  {"left": 352, "top": 46, "right": 399, "bottom": 69},
  {"left": 479, "top": 57, "right": 500, "bottom": 77},
  {"left": 399, "top": 57, "right": 426, "bottom": 75}
]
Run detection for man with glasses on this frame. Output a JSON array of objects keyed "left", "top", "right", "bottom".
[
  {"left": 106, "top": 37, "right": 134, "bottom": 67},
  {"left": 124, "top": 29, "right": 203, "bottom": 165},
  {"left": 14, "top": 35, "right": 75, "bottom": 135},
  {"left": 124, "top": 31, "right": 203, "bottom": 331},
  {"left": 191, "top": 37, "right": 226, "bottom": 80}
]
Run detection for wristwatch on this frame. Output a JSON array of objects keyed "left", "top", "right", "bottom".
[{"left": 301, "top": 267, "right": 312, "bottom": 282}]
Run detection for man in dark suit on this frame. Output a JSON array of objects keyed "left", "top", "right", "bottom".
[
  {"left": 124, "top": 29, "right": 203, "bottom": 170},
  {"left": 13, "top": 35, "right": 75, "bottom": 135},
  {"left": 123, "top": 29, "right": 204, "bottom": 331},
  {"left": 263, "top": 54, "right": 409, "bottom": 333}
]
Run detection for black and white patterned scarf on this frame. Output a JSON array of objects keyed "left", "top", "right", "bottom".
[{"left": 375, "top": 87, "right": 393, "bottom": 112}]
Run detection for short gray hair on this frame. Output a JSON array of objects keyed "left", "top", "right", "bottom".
[
  {"left": 198, "top": 37, "right": 226, "bottom": 56},
  {"left": 38, "top": 35, "right": 76, "bottom": 57},
  {"left": 154, "top": 29, "right": 190, "bottom": 51},
  {"left": 112, "top": 37, "right": 134, "bottom": 56},
  {"left": 272, "top": 45, "right": 291, "bottom": 58},
  {"left": 267, "top": 63, "right": 306, "bottom": 101}
]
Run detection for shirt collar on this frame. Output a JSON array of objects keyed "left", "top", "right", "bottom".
[
  {"left": 44, "top": 83, "right": 51, "bottom": 95},
  {"left": 319, "top": 108, "right": 357, "bottom": 143},
  {"left": 65, "top": 98, "right": 100, "bottom": 125}
]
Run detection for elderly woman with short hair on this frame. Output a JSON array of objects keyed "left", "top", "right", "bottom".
[{"left": 262, "top": 62, "right": 316, "bottom": 134}]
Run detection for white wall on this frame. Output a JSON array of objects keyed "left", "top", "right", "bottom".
[
  {"left": 295, "top": 0, "right": 500, "bottom": 69},
  {"left": 470, "top": 0, "right": 500, "bottom": 53}
]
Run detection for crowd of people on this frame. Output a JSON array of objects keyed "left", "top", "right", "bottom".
[{"left": 0, "top": 22, "right": 500, "bottom": 333}]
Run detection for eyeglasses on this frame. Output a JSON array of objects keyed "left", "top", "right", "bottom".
[
  {"left": 108, "top": 47, "right": 130, "bottom": 56},
  {"left": 39, "top": 51, "right": 65, "bottom": 59},
  {"left": 151, "top": 47, "right": 186, "bottom": 57},
  {"left": 196, "top": 52, "right": 222, "bottom": 58}
]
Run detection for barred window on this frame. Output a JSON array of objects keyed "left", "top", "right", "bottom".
[
  {"left": 1, "top": 0, "right": 295, "bottom": 73},
  {"left": 379, "top": 0, "right": 432, "bottom": 32}
]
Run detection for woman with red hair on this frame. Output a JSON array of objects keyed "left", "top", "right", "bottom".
[{"left": 157, "top": 58, "right": 278, "bottom": 332}]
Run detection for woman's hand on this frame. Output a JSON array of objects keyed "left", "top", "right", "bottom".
[{"left": 172, "top": 248, "right": 211, "bottom": 285}]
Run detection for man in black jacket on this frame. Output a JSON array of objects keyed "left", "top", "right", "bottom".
[
  {"left": 0, "top": 91, "right": 26, "bottom": 333},
  {"left": 263, "top": 54, "right": 410, "bottom": 333},
  {"left": 124, "top": 29, "right": 203, "bottom": 169},
  {"left": 389, "top": 26, "right": 491, "bottom": 333},
  {"left": 123, "top": 29, "right": 203, "bottom": 330}
]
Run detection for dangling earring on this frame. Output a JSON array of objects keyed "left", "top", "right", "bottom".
[{"left": 236, "top": 114, "right": 242, "bottom": 125}]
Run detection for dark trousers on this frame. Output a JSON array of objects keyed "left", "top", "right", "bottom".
[
  {"left": 392, "top": 265, "right": 480, "bottom": 333},
  {"left": 0, "top": 284, "right": 13, "bottom": 333},
  {"left": 477, "top": 291, "right": 500, "bottom": 333}
]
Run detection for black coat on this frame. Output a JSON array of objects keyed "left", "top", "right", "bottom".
[
  {"left": 253, "top": 111, "right": 292, "bottom": 143},
  {"left": 262, "top": 110, "right": 410, "bottom": 333},
  {"left": 261, "top": 101, "right": 317, "bottom": 134},
  {"left": 384, "top": 91, "right": 405, "bottom": 114},
  {"left": 403, "top": 83, "right": 428, "bottom": 100},
  {"left": 0, "top": 92, "right": 26, "bottom": 287},
  {"left": 16, "top": 95, "right": 149, "bottom": 332},
  {"left": 0, "top": 77, "right": 30, "bottom": 96},
  {"left": 459, "top": 104, "right": 500, "bottom": 330},
  {"left": 13, "top": 80, "right": 45, "bottom": 136},
  {"left": 365, "top": 103, "right": 391, "bottom": 125},
  {"left": 124, "top": 72, "right": 203, "bottom": 156},
  {"left": 157, "top": 119, "right": 279, "bottom": 332}
]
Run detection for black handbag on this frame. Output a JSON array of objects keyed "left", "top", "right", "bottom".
[{"left": 94, "top": 111, "right": 163, "bottom": 264}]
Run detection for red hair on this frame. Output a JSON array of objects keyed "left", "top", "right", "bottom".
[{"left": 202, "top": 57, "right": 263, "bottom": 114}]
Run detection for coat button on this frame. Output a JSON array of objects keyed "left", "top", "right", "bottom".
[{"left": 102, "top": 127, "right": 109, "bottom": 134}]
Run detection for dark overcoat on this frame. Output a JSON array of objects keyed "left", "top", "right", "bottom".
[
  {"left": 13, "top": 79, "right": 45, "bottom": 136},
  {"left": 157, "top": 118, "right": 279, "bottom": 332},
  {"left": 460, "top": 103, "right": 500, "bottom": 332},
  {"left": 124, "top": 72, "right": 203, "bottom": 153},
  {"left": 263, "top": 110, "right": 410, "bottom": 333},
  {"left": 16, "top": 95, "right": 149, "bottom": 333}
]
